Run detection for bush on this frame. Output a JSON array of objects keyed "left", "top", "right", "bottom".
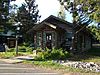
[
  {"left": 50, "top": 48, "right": 71, "bottom": 60},
  {"left": 6, "top": 42, "right": 33, "bottom": 53},
  {"left": 7, "top": 48, "right": 15, "bottom": 52},
  {"left": 50, "top": 49, "right": 61, "bottom": 60},
  {"left": 26, "top": 47, "right": 33, "bottom": 53},
  {"left": 18, "top": 46, "right": 26, "bottom": 52},
  {"left": 19, "top": 47, "right": 33, "bottom": 53},
  {"left": 34, "top": 48, "right": 71, "bottom": 60},
  {"left": 36, "top": 47, "right": 43, "bottom": 52},
  {"left": 35, "top": 52, "right": 45, "bottom": 61},
  {"left": 23, "top": 42, "right": 30, "bottom": 47},
  {"left": 0, "top": 52, "right": 16, "bottom": 59}
]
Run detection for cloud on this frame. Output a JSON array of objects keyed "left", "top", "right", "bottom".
[
  {"left": 10, "top": 0, "right": 72, "bottom": 22},
  {"left": 11, "top": 0, "right": 60, "bottom": 21},
  {"left": 36, "top": 0, "right": 60, "bottom": 21},
  {"left": 10, "top": 0, "right": 25, "bottom": 6}
]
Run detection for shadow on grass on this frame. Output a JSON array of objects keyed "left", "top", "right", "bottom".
[
  {"left": 68, "top": 47, "right": 100, "bottom": 61},
  {"left": 87, "top": 47, "right": 100, "bottom": 56}
]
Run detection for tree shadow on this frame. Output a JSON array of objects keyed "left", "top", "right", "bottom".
[{"left": 67, "top": 47, "right": 100, "bottom": 61}]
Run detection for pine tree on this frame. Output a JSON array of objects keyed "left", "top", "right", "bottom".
[
  {"left": 17, "top": 0, "right": 41, "bottom": 42},
  {"left": 58, "top": 0, "right": 100, "bottom": 50},
  {"left": 0, "top": 0, "right": 10, "bottom": 32},
  {"left": 58, "top": 2, "right": 66, "bottom": 20},
  {"left": 88, "top": 25, "right": 100, "bottom": 41},
  {"left": 58, "top": 0, "right": 100, "bottom": 24}
]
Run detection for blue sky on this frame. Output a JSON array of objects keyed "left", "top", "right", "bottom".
[{"left": 10, "top": 0, "right": 72, "bottom": 22}]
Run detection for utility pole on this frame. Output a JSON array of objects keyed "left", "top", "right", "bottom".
[
  {"left": 15, "top": 22, "right": 21, "bottom": 56},
  {"left": 15, "top": 35, "right": 18, "bottom": 55}
]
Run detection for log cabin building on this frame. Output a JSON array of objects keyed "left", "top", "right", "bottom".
[{"left": 28, "top": 15, "right": 92, "bottom": 52}]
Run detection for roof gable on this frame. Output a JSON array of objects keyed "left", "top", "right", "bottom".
[
  {"left": 27, "top": 15, "right": 94, "bottom": 39},
  {"left": 32, "top": 15, "right": 72, "bottom": 31},
  {"left": 43, "top": 15, "right": 73, "bottom": 27}
]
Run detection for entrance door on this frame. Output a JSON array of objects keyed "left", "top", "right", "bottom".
[{"left": 46, "top": 33, "right": 52, "bottom": 49}]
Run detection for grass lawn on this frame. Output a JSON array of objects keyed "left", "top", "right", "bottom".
[
  {"left": 0, "top": 47, "right": 100, "bottom": 75},
  {"left": 23, "top": 60, "right": 100, "bottom": 75},
  {"left": 0, "top": 45, "right": 33, "bottom": 59},
  {"left": 68, "top": 48, "right": 100, "bottom": 64},
  {"left": 82, "top": 48, "right": 100, "bottom": 64},
  {"left": 0, "top": 52, "right": 32, "bottom": 59},
  {"left": 22, "top": 47, "right": 100, "bottom": 75}
]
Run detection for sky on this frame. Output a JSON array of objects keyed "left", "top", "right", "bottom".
[{"left": 10, "top": 0, "right": 72, "bottom": 22}]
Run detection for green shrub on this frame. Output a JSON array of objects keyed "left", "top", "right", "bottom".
[
  {"left": 0, "top": 52, "right": 16, "bottom": 59},
  {"left": 7, "top": 46, "right": 33, "bottom": 53},
  {"left": 26, "top": 47, "right": 33, "bottom": 53},
  {"left": 7, "top": 48, "right": 15, "bottom": 52},
  {"left": 18, "top": 46, "right": 26, "bottom": 52},
  {"left": 35, "top": 52, "right": 45, "bottom": 61},
  {"left": 21, "top": 42, "right": 30, "bottom": 47},
  {"left": 50, "top": 49, "right": 61, "bottom": 60},
  {"left": 36, "top": 47, "right": 43, "bottom": 52},
  {"left": 34, "top": 48, "right": 71, "bottom": 60},
  {"left": 50, "top": 48, "right": 71, "bottom": 60}
]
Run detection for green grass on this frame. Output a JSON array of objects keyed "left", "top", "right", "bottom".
[
  {"left": 0, "top": 47, "right": 100, "bottom": 74},
  {"left": 23, "top": 60, "right": 88, "bottom": 73},
  {"left": 0, "top": 45, "right": 33, "bottom": 59},
  {"left": 22, "top": 47, "right": 100, "bottom": 74},
  {"left": 81, "top": 48, "right": 100, "bottom": 64},
  {"left": 87, "top": 48, "right": 100, "bottom": 56},
  {"left": 14, "top": 47, "right": 100, "bottom": 75},
  {"left": 0, "top": 52, "right": 16, "bottom": 59},
  {"left": 23, "top": 60, "right": 100, "bottom": 75},
  {"left": 0, "top": 52, "right": 32, "bottom": 59},
  {"left": 24, "top": 60, "right": 64, "bottom": 69},
  {"left": 67, "top": 48, "right": 100, "bottom": 63}
]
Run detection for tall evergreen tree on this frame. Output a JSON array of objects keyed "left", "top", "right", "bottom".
[
  {"left": 58, "top": 0, "right": 100, "bottom": 50},
  {"left": 88, "top": 25, "right": 100, "bottom": 41},
  {"left": 0, "top": 0, "right": 10, "bottom": 32},
  {"left": 9, "top": 3, "right": 18, "bottom": 25},
  {"left": 58, "top": 0, "right": 100, "bottom": 25},
  {"left": 58, "top": 2, "right": 66, "bottom": 20},
  {"left": 16, "top": 0, "right": 41, "bottom": 42}
]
